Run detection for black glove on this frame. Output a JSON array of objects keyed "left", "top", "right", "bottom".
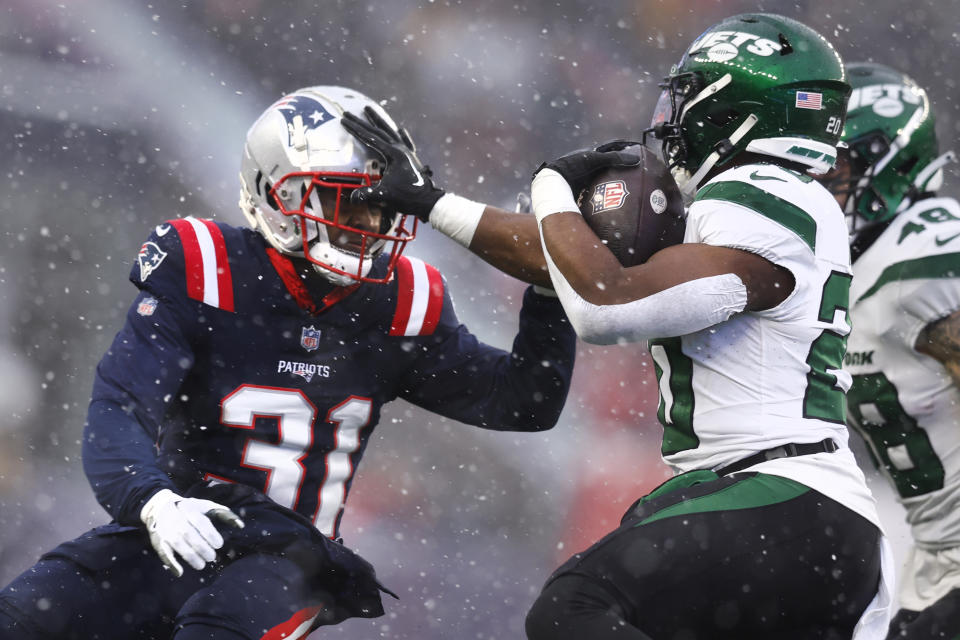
[
  {"left": 535, "top": 139, "right": 644, "bottom": 193},
  {"left": 341, "top": 107, "right": 445, "bottom": 222}
]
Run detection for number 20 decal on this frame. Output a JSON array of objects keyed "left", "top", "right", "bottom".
[
  {"left": 220, "top": 385, "right": 372, "bottom": 536},
  {"left": 826, "top": 116, "right": 843, "bottom": 135}
]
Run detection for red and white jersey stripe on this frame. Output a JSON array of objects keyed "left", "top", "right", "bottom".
[
  {"left": 260, "top": 604, "right": 322, "bottom": 639},
  {"left": 390, "top": 256, "right": 444, "bottom": 336},
  {"left": 170, "top": 217, "right": 235, "bottom": 312}
]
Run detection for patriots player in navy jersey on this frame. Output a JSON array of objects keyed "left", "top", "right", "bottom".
[{"left": 0, "top": 86, "right": 574, "bottom": 640}]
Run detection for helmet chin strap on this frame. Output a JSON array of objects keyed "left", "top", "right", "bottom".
[
  {"left": 313, "top": 262, "right": 362, "bottom": 287},
  {"left": 677, "top": 113, "right": 759, "bottom": 199},
  {"left": 308, "top": 221, "right": 376, "bottom": 286},
  {"left": 308, "top": 243, "right": 372, "bottom": 286},
  {"left": 905, "top": 150, "right": 958, "bottom": 206}
]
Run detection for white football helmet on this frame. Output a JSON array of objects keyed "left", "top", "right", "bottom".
[{"left": 239, "top": 86, "right": 416, "bottom": 285}]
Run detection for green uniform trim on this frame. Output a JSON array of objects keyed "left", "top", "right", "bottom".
[
  {"left": 651, "top": 337, "right": 698, "bottom": 455},
  {"left": 857, "top": 252, "right": 960, "bottom": 303},
  {"left": 695, "top": 180, "right": 817, "bottom": 251},
  {"left": 636, "top": 472, "right": 810, "bottom": 527}
]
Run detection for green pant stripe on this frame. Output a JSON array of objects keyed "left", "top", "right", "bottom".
[{"left": 636, "top": 473, "right": 810, "bottom": 527}]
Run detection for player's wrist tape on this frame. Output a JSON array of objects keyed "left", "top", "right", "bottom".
[
  {"left": 531, "top": 168, "right": 579, "bottom": 224},
  {"left": 429, "top": 193, "right": 486, "bottom": 248}
]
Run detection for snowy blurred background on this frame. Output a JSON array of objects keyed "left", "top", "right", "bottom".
[{"left": 0, "top": 0, "right": 955, "bottom": 637}]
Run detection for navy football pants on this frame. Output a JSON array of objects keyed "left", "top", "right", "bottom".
[
  {"left": 525, "top": 471, "right": 882, "bottom": 640},
  {"left": 0, "top": 483, "right": 387, "bottom": 639},
  {"left": 0, "top": 552, "right": 327, "bottom": 639}
]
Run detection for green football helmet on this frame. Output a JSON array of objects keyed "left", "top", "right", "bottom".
[
  {"left": 648, "top": 13, "right": 851, "bottom": 198},
  {"left": 829, "top": 61, "right": 955, "bottom": 234}
]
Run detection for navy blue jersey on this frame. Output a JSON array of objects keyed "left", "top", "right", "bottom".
[{"left": 83, "top": 218, "right": 575, "bottom": 538}]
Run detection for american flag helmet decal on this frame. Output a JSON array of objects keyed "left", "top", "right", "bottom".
[{"left": 795, "top": 91, "right": 823, "bottom": 110}]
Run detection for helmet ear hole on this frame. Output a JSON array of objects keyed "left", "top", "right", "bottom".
[
  {"left": 264, "top": 185, "right": 280, "bottom": 211},
  {"left": 705, "top": 105, "right": 740, "bottom": 128},
  {"left": 254, "top": 171, "right": 282, "bottom": 212},
  {"left": 895, "top": 156, "right": 919, "bottom": 176},
  {"left": 299, "top": 182, "right": 311, "bottom": 212},
  {"left": 852, "top": 135, "right": 891, "bottom": 166}
]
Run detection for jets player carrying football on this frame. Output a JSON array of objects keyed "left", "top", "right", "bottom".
[
  {"left": 826, "top": 62, "right": 960, "bottom": 640},
  {"left": 522, "top": 14, "right": 894, "bottom": 639},
  {"left": 0, "top": 86, "right": 575, "bottom": 639}
]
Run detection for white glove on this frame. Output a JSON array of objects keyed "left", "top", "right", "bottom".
[{"left": 139, "top": 488, "right": 245, "bottom": 577}]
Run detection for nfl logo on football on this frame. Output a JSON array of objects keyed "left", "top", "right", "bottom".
[
  {"left": 591, "top": 180, "right": 629, "bottom": 213},
  {"left": 301, "top": 326, "right": 321, "bottom": 352}
]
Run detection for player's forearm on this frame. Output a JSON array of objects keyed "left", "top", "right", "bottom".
[
  {"left": 468, "top": 207, "right": 552, "bottom": 288},
  {"left": 429, "top": 194, "right": 552, "bottom": 287},
  {"left": 550, "top": 265, "right": 747, "bottom": 345},
  {"left": 454, "top": 287, "right": 575, "bottom": 431},
  {"left": 400, "top": 288, "right": 575, "bottom": 430},
  {"left": 83, "top": 398, "right": 177, "bottom": 525},
  {"left": 496, "top": 286, "right": 577, "bottom": 429},
  {"left": 539, "top": 210, "right": 637, "bottom": 303},
  {"left": 531, "top": 168, "right": 639, "bottom": 304}
]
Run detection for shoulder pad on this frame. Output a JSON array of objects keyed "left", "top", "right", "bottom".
[
  {"left": 132, "top": 217, "right": 236, "bottom": 312},
  {"left": 695, "top": 166, "right": 836, "bottom": 254},
  {"left": 907, "top": 196, "right": 960, "bottom": 220},
  {"left": 886, "top": 197, "right": 960, "bottom": 249},
  {"left": 389, "top": 255, "right": 445, "bottom": 336}
]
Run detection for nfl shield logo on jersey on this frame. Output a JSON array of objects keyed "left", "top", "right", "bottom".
[
  {"left": 137, "top": 296, "right": 158, "bottom": 316},
  {"left": 591, "top": 180, "right": 630, "bottom": 212},
  {"left": 301, "top": 326, "right": 321, "bottom": 352}
]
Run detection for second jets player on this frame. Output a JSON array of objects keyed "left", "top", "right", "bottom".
[
  {"left": 524, "top": 14, "right": 894, "bottom": 640},
  {"left": 829, "top": 61, "right": 960, "bottom": 639}
]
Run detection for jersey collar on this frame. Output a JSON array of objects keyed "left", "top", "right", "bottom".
[{"left": 265, "top": 248, "right": 360, "bottom": 315}]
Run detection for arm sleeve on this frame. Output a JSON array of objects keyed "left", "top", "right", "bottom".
[
  {"left": 397, "top": 286, "right": 576, "bottom": 431},
  {"left": 82, "top": 226, "right": 201, "bottom": 525},
  {"left": 83, "top": 397, "right": 176, "bottom": 526},
  {"left": 541, "top": 242, "right": 747, "bottom": 344}
]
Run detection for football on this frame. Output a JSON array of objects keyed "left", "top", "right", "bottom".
[{"left": 576, "top": 146, "right": 686, "bottom": 267}]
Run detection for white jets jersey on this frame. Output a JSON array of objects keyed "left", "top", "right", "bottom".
[
  {"left": 651, "top": 162, "right": 880, "bottom": 527},
  {"left": 846, "top": 196, "right": 960, "bottom": 549}
]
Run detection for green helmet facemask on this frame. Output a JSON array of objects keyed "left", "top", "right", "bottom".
[
  {"left": 648, "top": 13, "right": 850, "bottom": 199},
  {"left": 827, "top": 61, "right": 956, "bottom": 237}
]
